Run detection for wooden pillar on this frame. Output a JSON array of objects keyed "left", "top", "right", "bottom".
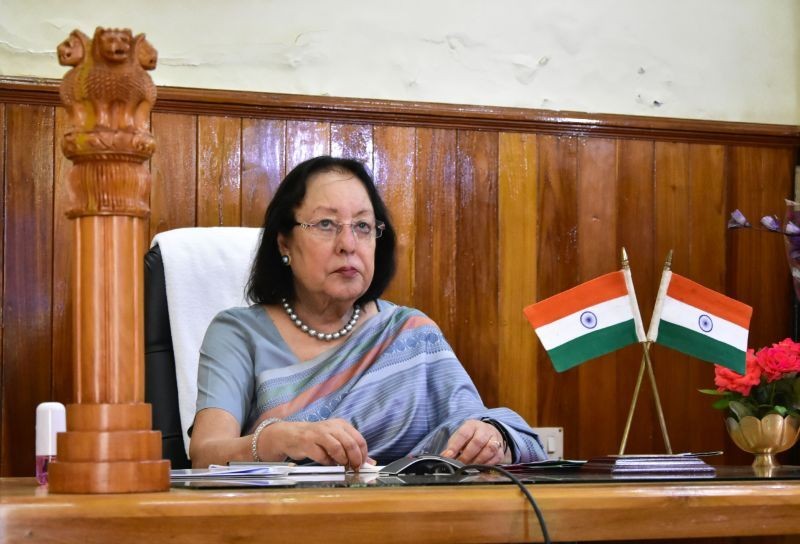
[{"left": 48, "top": 27, "right": 169, "bottom": 493}]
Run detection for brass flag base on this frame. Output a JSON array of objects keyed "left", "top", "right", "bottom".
[{"left": 48, "top": 404, "right": 169, "bottom": 494}]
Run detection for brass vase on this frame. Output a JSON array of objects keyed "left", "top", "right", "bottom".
[{"left": 725, "top": 413, "right": 800, "bottom": 470}]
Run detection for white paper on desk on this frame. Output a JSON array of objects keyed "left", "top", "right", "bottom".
[
  {"left": 170, "top": 465, "right": 293, "bottom": 480},
  {"left": 289, "top": 472, "right": 382, "bottom": 484},
  {"left": 289, "top": 464, "right": 382, "bottom": 474}
]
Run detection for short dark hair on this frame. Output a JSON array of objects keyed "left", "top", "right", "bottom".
[{"left": 246, "top": 156, "right": 397, "bottom": 305}]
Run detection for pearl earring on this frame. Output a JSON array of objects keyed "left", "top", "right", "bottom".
[{"left": 281, "top": 254, "right": 291, "bottom": 266}]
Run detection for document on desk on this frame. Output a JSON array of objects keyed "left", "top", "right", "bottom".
[
  {"left": 170, "top": 463, "right": 382, "bottom": 481},
  {"left": 171, "top": 465, "right": 294, "bottom": 480},
  {"left": 289, "top": 464, "right": 382, "bottom": 474}
]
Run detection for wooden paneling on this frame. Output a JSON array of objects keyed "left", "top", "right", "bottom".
[
  {"left": 455, "top": 131, "right": 499, "bottom": 406},
  {"left": 150, "top": 113, "right": 197, "bottom": 237},
  {"left": 0, "top": 80, "right": 797, "bottom": 475},
  {"left": 616, "top": 139, "right": 658, "bottom": 454},
  {"left": 653, "top": 142, "right": 694, "bottom": 454},
  {"left": 414, "top": 129, "right": 458, "bottom": 342},
  {"left": 2, "top": 105, "right": 54, "bottom": 476},
  {"left": 331, "top": 124, "right": 373, "bottom": 167},
  {"left": 498, "top": 132, "right": 539, "bottom": 423},
  {"left": 729, "top": 146, "right": 794, "bottom": 347},
  {"left": 536, "top": 136, "right": 580, "bottom": 442},
  {"left": 241, "top": 119, "right": 285, "bottom": 228},
  {"left": 4, "top": 77, "right": 799, "bottom": 146},
  {"left": 286, "top": 121, "right": 330, "bottom": 171},
  {"left": 52, "top": 108, "right": 73, "bottom": 406},
  {"left": 576, "top": 137, "right": 622, "bottom": 458},
  {"left": 0, "top": 104, "right": 4, "bottom": 467},
  {"left": 373, "top": 126, "right": 415, "bottom": 307},
  {"left": 197, "top": 116, "right": 241, "bottom": 227},
  {"left": 686, "top": 144, "right": 728, "bottom": 454}
]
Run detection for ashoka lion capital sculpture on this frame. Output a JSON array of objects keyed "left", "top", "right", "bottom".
[{"left": 57, "top": 27, "right": 158, "bottom": 217}]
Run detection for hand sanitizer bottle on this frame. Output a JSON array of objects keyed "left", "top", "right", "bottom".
[{"left": 36, "top": 402, "right": 66, "bottom": 485}]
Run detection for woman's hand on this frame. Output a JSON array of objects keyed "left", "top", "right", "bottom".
[
  {"left": 439, "top": 419, "right": 509, "bottom": 465},
  {"left": 265, "top": 418, "right": 373, "bottom": 469},
  {"left": 189, "top": 409, "right": 373, "bottom": 469}
]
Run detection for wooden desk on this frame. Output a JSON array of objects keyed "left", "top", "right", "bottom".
[{"left": 1, "top": 477, "right": 800, "bottom": 543}]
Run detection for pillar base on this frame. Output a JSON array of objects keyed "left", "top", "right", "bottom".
[
  {"left": 48, "top": 459, "right": 169, "bottom": 494},
  {"left": 48, "top": 403, "right": 170, "bottom": 494}
]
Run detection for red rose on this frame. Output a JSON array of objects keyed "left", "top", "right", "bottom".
[
  {"left": 757, "top": 338, "right": 800, "bottom": 382},
  {"left": 714, "top": 349, "right": 761, "bottom": 395}
]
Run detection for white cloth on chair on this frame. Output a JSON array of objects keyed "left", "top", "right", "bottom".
[{"left": 150, "top": 226, "right": 262, "bottom": 456}]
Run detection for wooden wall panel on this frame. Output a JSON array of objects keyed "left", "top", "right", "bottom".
[
  {"left": 0, "top": 80, "right": 797, "bottom": 474},
  {"left": 652, "top": 142, "right": 693, "bottom": 454},
  {"left": 616, "top": 139, "right": 658, "bottom": 454},
  {"left": 536, "top": 136, "right": 580, "bottom": 440},
  {"left": 241, "top": 119, "right": 285, "bottom": 228},
  {"left": 498, "top": 132, "right": 539, "bottom": 423},
  {"left": 685, "top": 144, "right": 728, "bottom": 453},
  {"left": 575, "top": 137, "right": 622, "bottom": 458},
  {"left": 52, "top": 108, "right": 73, "bottom": 406},
  {"left": 150, "top": 113, "right": 197, "bottom": 237},
  {"left": 0, "top": 103, "right": 4, "bottom": 468},
  {"left": 1, "top": 105, "right": 54, "bottom": 476},
  {"left": 286, "top": 121, "right": 330, "bottom": 171},
  {"left": 726, "top": 145, "right": 795, "bottom": 466},
  {"left": 373, "top": 126, "right": 416, "bottom": 307},
  {"left": 197, "top": 116, "right": 241, "bottom": 227},
  {"left": 728, "top": 146, "right": 794, "bottom": 349},
  {"left": 455, "top": 131, "right": 499, "bottom": 405},
  {"left": 414, "top": 129, "right": 458, "bottom": 343},
  {"left": 331, "top": 124, "right": 373, "bottom": 167}
]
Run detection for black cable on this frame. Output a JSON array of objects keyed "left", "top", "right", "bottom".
[{"left": 457, "top": 464, "right": 551, "bottom": 544}]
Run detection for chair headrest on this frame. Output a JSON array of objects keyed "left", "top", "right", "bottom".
[{"left": 151, "top": 227, "right": 263, "bottom": 455}]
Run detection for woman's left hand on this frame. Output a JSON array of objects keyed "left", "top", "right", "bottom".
[{"left": 440, "top": 419, "right": 509, "bottom": 465}]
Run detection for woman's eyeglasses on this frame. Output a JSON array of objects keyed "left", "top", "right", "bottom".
[{"left": 295, "top": 219, "right": 385, "bottom": 241}]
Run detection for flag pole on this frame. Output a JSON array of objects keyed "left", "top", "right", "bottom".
[
  {"left": 618, "top": 249, "right": 673, "bottom": 455},
  {"left": 644, "top": 342, "right": 673, "bottom": 454},
  {"left": 618, "top": 350, "right": 647, "bottom": 454},
  {"left": 645, "top": 250, "right": 674, "bottom": 454},
  {"left": 618, "top": 247, "right": 646, "bottom": 455}
]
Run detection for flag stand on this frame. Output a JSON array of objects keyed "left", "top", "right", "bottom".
[
  {"left": 618, "top": 250, "right": 673, "bottom": 455},
  {"left": 526, "top": 246, "right": 741, "bottom": 473},
  {"left": 618, "top": 343, "right": 673, "bottom": 454}
]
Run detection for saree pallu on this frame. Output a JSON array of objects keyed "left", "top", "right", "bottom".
[{"left": 252, "top": 304, "right": 546, "bottom": 463}]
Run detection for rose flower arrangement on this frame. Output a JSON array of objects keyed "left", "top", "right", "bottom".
[{"left": 701, "top": 338, "right": 800, "bottom": 420}]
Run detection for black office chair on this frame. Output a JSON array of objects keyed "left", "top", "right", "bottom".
[{"left": 144, "top": 244, "right": 191, "bottom": 469}]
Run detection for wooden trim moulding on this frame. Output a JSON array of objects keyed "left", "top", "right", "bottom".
[{"left": 2, "top": 76, "right": 799, "bottom": 146}]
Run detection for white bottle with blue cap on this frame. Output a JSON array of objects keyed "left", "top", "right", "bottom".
[{"left": 36, "top": 402, "right": 66, "bottom": 485}]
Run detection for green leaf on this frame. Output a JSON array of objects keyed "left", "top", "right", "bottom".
[
  {"left": 698, "top": 388, "right": 726, "bottom": 396},
  {"left": 774, "top": 405, "right": 788, "bottom": 416},
  {"left": 728, "top": 400, "right": 754, "bottom": 420},
  {"left": 793, "top": 379, "right": 800, "bottom": 409},
  {"left": 712, "top": 398, "right": 730, "bottom": 410}
]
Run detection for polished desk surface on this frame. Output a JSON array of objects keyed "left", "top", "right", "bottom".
[{"left": 2, "top": 466, "right": 800, "bottom": 543}]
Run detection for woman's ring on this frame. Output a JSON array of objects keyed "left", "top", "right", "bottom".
[{"left": 491, "top": 440, "right": 502, "bottom": 449}]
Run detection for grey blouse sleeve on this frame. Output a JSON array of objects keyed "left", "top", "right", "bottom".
[{"left": 195, "top": 309, "right": 256, "bottom": 430}]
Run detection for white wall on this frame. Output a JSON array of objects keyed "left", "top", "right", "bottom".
[{"left": 1, "top": 0, "right": 798, "bottom": 125}]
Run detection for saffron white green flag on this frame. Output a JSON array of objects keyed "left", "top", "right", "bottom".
[
  {"left": 524, "top": 270, "right": 646, "bottom": 372},
  {"left": 647, "top": 271, "right": 752, "bottom": 373}
]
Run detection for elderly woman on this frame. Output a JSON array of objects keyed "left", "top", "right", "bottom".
[{"left": 189, "top": 156, "right": 546, "bottom": 468}]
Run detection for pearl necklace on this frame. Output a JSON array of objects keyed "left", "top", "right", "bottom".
[{"left": 281, "top": 299, "right": 361, "bottom": 341}]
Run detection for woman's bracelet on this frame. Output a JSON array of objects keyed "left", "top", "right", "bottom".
[{"left": 250, "top": 417, "right": 282, "bottom": 462}]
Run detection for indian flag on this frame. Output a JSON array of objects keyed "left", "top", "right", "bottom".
[
  {"left": 646, "top": 271, "right": 752, "bottom": 373},
  {"left": 524, "top": 270, "right": 646, "bottom": 372}
]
